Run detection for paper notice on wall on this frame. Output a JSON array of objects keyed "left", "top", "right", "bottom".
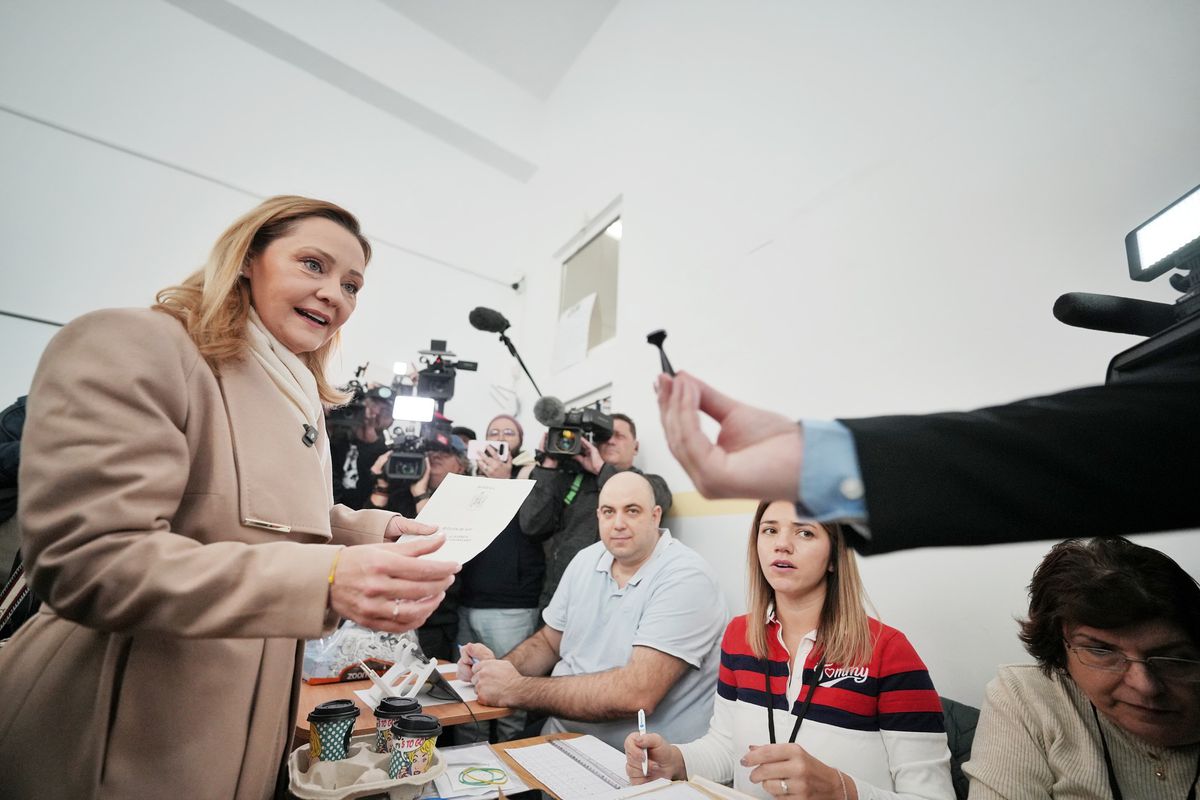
[{"left": 553, "top": 292, "right": 597, "bottom": 371}]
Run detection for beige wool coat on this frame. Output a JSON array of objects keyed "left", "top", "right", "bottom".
[{"left": 0, "top": 308, "right": 396, "bottom": 799}]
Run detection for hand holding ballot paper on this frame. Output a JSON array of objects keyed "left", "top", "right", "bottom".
[{"left": 398, "top": 473, "right": 535, "bottom": 564}]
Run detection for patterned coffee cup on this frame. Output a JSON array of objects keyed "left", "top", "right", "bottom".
[
  {"left": 387, "top": 713, "right": 442, "bottom": 779},
  {"left": 306, "top": 699, "right": 360, "bottom": 762},
  {"left": 373, "top": 696, "right": 422, "bottom": 754}
]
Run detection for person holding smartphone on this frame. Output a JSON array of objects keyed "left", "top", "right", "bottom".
[{"left": 456, "top": 414, "right": 544, "bottom": 741}]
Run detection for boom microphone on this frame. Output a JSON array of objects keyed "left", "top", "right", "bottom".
[
  {"left": 1053, "top": 292, "right": 1177, "bottom": 337},
  {"left": 468, "top": 307, "right": 511, "bottom": 334},
  {"left": 533, "top": 395, "right": 566, "bottom": 427}
]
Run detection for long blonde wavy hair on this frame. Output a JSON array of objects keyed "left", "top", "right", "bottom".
[
  {"left": 745, "top": 500, "right": 875, "bottom": 667},
  {"left": 154, "top": 195, "right": 371, "bottom": 404}
]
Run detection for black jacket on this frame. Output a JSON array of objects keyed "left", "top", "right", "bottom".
[
  {"left": 459, "top": 463, "right": 545, "bottom": 609},
  {"left": 840, "top": 369, "right": 1200, "bottom": 553}
]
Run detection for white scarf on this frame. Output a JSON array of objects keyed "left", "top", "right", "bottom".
[{"left": 246, "top": 308, "right": 332, "bottom": 500}]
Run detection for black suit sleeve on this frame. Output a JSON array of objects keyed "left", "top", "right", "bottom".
[{"left": 838, "top": 376, "right": 1200, "bottom": 554}]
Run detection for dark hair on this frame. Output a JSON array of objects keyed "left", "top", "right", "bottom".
[
  {"left": 1019, "top": 537, "right": 1200, "bottom": 673},
  {"left": 611, "top": 413, "right": 636, "bottom": 439}
]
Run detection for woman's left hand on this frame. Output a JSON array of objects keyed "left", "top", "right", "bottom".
[
  {"left": 384, "top": 515, "right": 439, "bottom": 542},
  {"left": 741, "top": 744, "right": 854, "bottom": 800}
]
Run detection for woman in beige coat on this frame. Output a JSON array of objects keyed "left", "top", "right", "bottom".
[{"left": 0, "top": 196, "right": 460, "bottom": 799}]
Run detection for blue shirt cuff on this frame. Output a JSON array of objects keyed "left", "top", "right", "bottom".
[{"left": 796, "top": 419, "right": 868, "bottom": 525}]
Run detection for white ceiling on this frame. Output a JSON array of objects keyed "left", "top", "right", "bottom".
[{"left": 380, "top": 0, "right": 619, "bottom": 101}]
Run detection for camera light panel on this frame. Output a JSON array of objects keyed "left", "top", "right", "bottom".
[
  {"left": 392, "top": 395, "right": 435, "bottom": 423},
  {"left": 1127, "top": 183, "right": 1200, "bottom": 281}
]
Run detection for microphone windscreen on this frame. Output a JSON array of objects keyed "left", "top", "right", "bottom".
[
  {"left": 1053, "top": 292, "right": 1176, "bottom": 337},
  {"left": 469, "top": 307, "right": 511, "bottom": 333},
  {"left": 533, "top": 395, "right": 566, "bottom": 427}
]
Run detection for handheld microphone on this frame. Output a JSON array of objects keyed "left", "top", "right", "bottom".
[
  {"left": 468, "top": 307, "right": 511, "bottom": 333},
  {"left": 1052, "top": 292, "right": 1177, "bottom": 337},
  {"left": 533, "top": 395, "right": 566, "bottom": 427}
]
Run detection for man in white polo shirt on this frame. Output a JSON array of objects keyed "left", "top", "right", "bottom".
[{"left": 458, "top": 471, "right": 727, "bottom": 749}]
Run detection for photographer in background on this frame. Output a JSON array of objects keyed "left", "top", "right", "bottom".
[
  {"left": 520, "top": 413, "right": 672, "bottom": 609},
  {"left": 457, "top": 414, "right": 543, "bottom": 741},
  {"left": 330, "top": 385, "right": 394, "bottom": 509}
]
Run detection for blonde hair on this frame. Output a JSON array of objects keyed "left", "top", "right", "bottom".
[
  {"left": 154, "top": 195, "right": 371, "bottom": 404},
  {"left": 745, "top": 500, "right": 874, "bottom": 667}
]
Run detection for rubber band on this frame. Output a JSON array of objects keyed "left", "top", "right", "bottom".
[{"left": 459, "top": 766, "right": 508, "bottom": 786}]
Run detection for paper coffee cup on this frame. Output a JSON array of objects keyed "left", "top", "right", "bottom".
[
  {"left": 387, "top": 713, "right": 442, "bottom": 779},
  {"left": 306, "top": 699, "right": 360, "bottom": 762},
  {"left": 373, "top": 696, "right": 422, "bottom": 754}
]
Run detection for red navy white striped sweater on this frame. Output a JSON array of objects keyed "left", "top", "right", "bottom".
[{"left": 677, "top": 614, "right": 954, "bottom": 800}]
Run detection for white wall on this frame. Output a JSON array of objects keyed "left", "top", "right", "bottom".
[
  {"left": 509, "top": 0, "right": 1200, "bottom": 705},
  {"left": 0, "top": 0, "right": 539, "bottom": 428}
]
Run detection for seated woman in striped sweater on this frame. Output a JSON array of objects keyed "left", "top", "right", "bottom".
[{"left": 624, "top": 499, "right": 954, "bottom": 800}]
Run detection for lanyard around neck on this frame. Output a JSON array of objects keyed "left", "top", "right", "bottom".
[
  {"left": 765, "top": 654, "right": 827, "bottom": 745},
  {"left": 1092, "top": 703, "right": 1200, "bottom": 800}
]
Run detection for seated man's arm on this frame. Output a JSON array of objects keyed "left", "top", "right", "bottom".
[
  {"left": 478, "top": 644, "right": 689, "bottom": 720},
  {"left": 505, "top": 624, "right": 564, "bottom": 677}
]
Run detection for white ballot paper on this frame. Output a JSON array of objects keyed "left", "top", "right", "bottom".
[{"left": 403, "top": 473, "right": 535, "bottom": 565}]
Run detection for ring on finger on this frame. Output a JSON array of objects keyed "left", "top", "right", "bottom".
[
  {"left": 392, "top": 597, "right": 402, "bottom": 620},
  {"left": 779, "top": 779, "right": 788, "bottom": 795}
]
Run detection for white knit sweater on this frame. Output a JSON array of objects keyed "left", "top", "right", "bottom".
[{"left": 965, "top": 664, "right": 1200, "bottom": 799}]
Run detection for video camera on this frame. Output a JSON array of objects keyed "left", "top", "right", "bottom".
[
  {"left": 547, "top": 406, "right": 614, "bottom": 457},
  {"left": 1053, "top": 181, "right": 1200, "bottom": 382},
  {"left": 382, "top": 340, "right": 476, "bottom": 481},
  {"left": 384, "top": 416, "right": 457, "bottom": 481},
  {"left": 414, "top": 340, "right": 477, "bottom": 408},
  {"left": 532, "top": 395, "right": 614, "bottom": 465},
  {"left": 326, "top": 365, "right": 396, "bottom": 437}
]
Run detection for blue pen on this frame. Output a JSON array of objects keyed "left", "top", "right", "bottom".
[{"left": 638, "top": 708, "right": 648, "bottom": 776}]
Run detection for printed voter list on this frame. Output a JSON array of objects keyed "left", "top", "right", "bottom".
[{"left": 402, "top": 473, "right": 535, "bottom": 564}]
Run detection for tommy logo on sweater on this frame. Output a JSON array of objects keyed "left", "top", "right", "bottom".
[{"left": 819, "top": 664, "right": 870, "bottom": 688}]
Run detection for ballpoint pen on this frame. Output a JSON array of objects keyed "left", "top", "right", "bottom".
[{"left": 638, "top": 708, "right": 648, "bottom": 777}]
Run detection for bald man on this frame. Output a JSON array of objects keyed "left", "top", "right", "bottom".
[{"left": 458, "top": 472, "right": 727, "bottom": 748}]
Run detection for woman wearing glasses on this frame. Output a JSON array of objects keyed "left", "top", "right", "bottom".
[{"left": 966, "top": 537, "right": 1200, "bottom": 798}]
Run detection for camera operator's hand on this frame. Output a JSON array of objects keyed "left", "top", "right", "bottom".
[
  {"left": 409, "top": 458, "right": 432, "bottom": 498},
  {"left": 476, "top": 447, "right": 511, "bottom": 479},
  {"left": 574, "top": 437, "right": 605, "bottom": 475},
  {"left": 537, "top": 433, "right": 559, "bottom": 470},
  {"left": 330, "top": 534, "right": 459, "bottom": 633},
  {"left": 370, "top": 451, "right": 389, "bottom": 477},
  {"left": 383, "top": 515, "right": 439, "bottom": 542},
  {"left": 657, "top": 372, "right": 802, "bottom": 500}
]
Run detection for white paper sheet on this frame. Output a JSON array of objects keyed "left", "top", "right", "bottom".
[
  {"left": 506, "top": 735, "right": 630, "bottom": 799},
  {"left": 428, "top": 743, "right": 531, "bottom": 799},
  {"left": 403, "top": 473, "right": 535, "bottom": 564},
  {"left": 553, "top": 292, "right": 597, "bottom": 371}
]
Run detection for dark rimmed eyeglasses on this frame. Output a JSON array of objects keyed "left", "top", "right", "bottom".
[
  {"left": 487, "top": 428, "right": 518, "bottom": 437},
  {"left": 1064, "top": 640, "right": 1200, "bottom": 683}
]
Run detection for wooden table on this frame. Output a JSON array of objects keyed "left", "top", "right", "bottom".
[{"left": 295, "top": 670, "right": 510, "bottom": 748}]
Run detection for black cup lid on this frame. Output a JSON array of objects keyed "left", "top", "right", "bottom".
[
  {"left": 307, "top": 699, "right": 361, "bottom": 722},
  {"left": 376, "top": 696, "right": 422, "bottom": 719},
  {"left": 391, "top": 713, "right": 442, "bottom": 737}
]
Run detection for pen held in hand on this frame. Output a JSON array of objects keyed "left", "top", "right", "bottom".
[{"left": 638, "top": 707, "right": 648, "bottom": 777}]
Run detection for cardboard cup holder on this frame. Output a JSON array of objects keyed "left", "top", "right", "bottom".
[{"left": 288, "top": 733, "right": 445, "bottom": 800}]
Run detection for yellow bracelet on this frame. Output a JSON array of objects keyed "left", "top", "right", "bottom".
[{"left": 327, "top": 547, "right": 345, "bottom": 586}]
